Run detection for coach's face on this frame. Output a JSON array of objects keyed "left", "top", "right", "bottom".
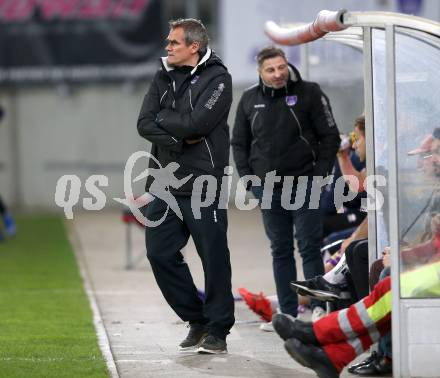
[
  {"left": 165, "top": 27, "right": 199, "bottom": 67},
  {"left": 259, "top": 56, "right": 289, "bottom": 89}
]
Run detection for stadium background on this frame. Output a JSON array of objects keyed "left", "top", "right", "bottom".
[{"left": 0, "top": 0, "right": 438, "bottom": 212}]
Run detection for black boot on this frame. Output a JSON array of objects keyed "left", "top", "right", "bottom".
[
  {"left": 272, "top": 314, "right": 319, "bottom": 345},
  {"left": 284, "top": 338, "right": 339, "bottom": 378}
]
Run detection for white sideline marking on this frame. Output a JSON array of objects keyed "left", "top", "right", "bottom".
[{"left": 66, "top": 221, "right": 119, "bottom": 378}]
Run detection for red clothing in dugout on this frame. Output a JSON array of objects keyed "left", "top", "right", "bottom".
[{"left": 313, "top": 276, "right": 391, "bottom": 372}]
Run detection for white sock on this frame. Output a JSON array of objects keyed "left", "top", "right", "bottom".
[
  {"left": 267, "top": 295, "right": 279, "bottom": 312},
  {"left": 323, "top": 253, "right": 348, "bottom": 285}
]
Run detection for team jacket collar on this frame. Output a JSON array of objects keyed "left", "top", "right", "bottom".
[{"left": 161, "top": 47, "right": 212, "bottom": 75}]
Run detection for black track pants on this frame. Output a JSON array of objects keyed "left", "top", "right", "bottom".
[{"left": 145, "top": 196, "right": 235, "bottom": 339}]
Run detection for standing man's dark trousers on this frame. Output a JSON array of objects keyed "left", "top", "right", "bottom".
[
  {"left": 252, "top": 185, "right": 324, "bottom": 317},
  {"left": 145, "top": 196, "right": 235, "bottom": 340}
]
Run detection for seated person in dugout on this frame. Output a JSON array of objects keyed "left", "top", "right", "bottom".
[
  {"left": 320, "top": 132, "right": 366, "bottom": 241},
  {"left": 271, "top": 259, "right": 440, "bottom": 378},
  {"left": 400, "top": 128, "right": 440, "bottom": 269},
  {"left": 290, "top": 124, "right": 440, "bottom": 301},
  {"left": 279, "top": 128, "right": 440, "bottom": 376},
  {"left": 341, "top": 209, "right": 440, "bottom": 375}
]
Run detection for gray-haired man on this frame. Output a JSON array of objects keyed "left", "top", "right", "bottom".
[{"left": 137, "top": 19, "right": 234, "bottom": 354}]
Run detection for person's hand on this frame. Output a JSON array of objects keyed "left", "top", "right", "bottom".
[
  {"left": 382, "top": 246, "right": 391, "bottom": 268},
  {"left": 337, "top": 135, "right": 351, "bottom": 157},
  {"left": 185, "top": 138, "right": 203, "bottom": 145}
]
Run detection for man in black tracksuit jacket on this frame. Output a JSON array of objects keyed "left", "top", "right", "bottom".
[
  {"left": 232, "top": 46, "right": 340, "bottom": 321},
  {"left": 137, "top": 19, "right": 234, "bottom": 353}
]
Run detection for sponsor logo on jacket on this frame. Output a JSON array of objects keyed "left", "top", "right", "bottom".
[
  {"left": 321, "top": 95, "right": 336, "bottom": 127},
  {"left": 286, "top": 95, "right": 298, "bottom": 106},
  {"left": 205, "top": 83, "right": 225, "bottom": 110}
]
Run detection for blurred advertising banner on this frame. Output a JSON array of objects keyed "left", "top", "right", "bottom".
[{"left": 0, "top": 0, "right": 164, "bottom": 84}]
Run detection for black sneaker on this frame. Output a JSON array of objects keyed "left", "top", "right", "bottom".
[
  {"left": 197, "top": 335, "right": 227, "bottom": 354},
  {"left": 284, "top": 338, "right": 339, "bottom": 378},
  {"left": 290, "top": 276, "right": 342, "bottom": 302},
  {"left": 179, "top": 323, "right": 208, "bottom": 351},
  {"left": 272, "top": 314, "right": 319, "bottom": 345}
]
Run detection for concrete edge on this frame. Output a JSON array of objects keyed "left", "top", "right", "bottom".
[{"left": 65, "top": 220, "right": 120, "bottom": 378}]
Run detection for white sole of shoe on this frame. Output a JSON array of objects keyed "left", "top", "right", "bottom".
[
  {"left": 197, "top": 347, "right": 227, "bottom": 354},
  {"left": 291, "top": 284, "right": 340, "bottom": 301},
  {"left": 259, "top": 323, "right": 274, "bottom": 332},
  {"left": 178, "top": 346, "right": 198, "bottom": 353}
]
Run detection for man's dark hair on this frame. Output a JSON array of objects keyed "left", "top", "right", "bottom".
[
  {"left": 354, "top": 114, "right": 365, "bottom": 134},
  {"left": 433, "top": 127, "right": 440, "bottom": 140},
  {"left": 256, "top": 46, "right": 287, "bottom": 68},
  {"left": 169, "top": 18, "right": 209, "bottom": 52}
]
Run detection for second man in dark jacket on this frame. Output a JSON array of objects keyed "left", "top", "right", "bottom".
[{"left": 232, "top": 46, "right": 340, "bottom": 324}]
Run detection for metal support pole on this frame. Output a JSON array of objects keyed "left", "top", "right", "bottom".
[
  {"left": 300, "top": 44, "right": 310, "bottom": 80},
  {"left": 363, "top": 27, "right": 378, "bottom": 268},
  {"left": 385, "top": 24, "right": 402, "bottom": 378}
]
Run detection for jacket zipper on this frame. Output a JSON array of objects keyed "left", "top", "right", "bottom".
[
  {"left": 159, "top": 90, "right": 168, "bottom": 105},
  {"left": 189, "top": 88, "right": 194, "bottom": 110},
  {"left": 172, "top": 81, "right": 176, "bottom": 108},
  {"left": 250, "top": 111, "right": 259, "bottom": 137},
  {"left": 289, "top": 108, "right": 317, "bottom": 162},
  {"left": 204, "top": 139, "right": 215, "bottom": 168}
]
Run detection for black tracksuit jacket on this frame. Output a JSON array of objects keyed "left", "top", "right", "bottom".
[
  {"left": 232, "top": 64, "right": 340, "bottom": 186},
  {"left": 137, "top": 48, "right": 232, "bottom": 196}
]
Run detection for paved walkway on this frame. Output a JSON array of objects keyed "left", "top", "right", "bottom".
[{"left": 71, "top": 208, "right": 369, "bottom": 378}]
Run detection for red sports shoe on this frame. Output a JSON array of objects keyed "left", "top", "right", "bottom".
[{"left": 238, "top": 287, "right": 273, "bottom": 322}]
